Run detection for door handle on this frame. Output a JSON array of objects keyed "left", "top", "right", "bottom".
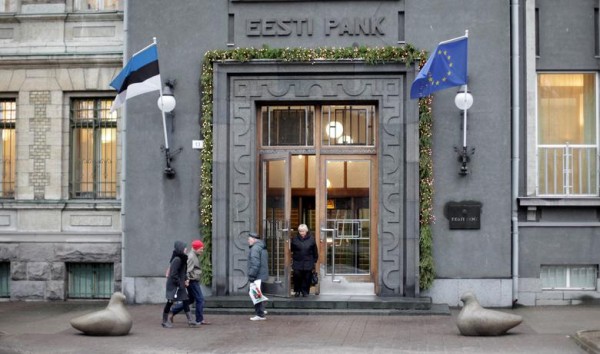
[{"left": 320, "top": 228, "right": 333, "bottom": 242}]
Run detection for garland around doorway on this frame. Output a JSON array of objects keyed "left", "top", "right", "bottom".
[{"left": 199, "top": 46, "right": 435, "bottom": 290}]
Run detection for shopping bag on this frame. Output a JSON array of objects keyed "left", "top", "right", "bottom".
[{"left": 249, "top": 279, "right": 268, "bottom": 305}]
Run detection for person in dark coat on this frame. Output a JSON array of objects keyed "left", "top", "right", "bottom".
[
  {"left": 161, "top": 241, "right": 198, "bottom": 328},
  {"left": 169, "top": 239, "right": 210, "bottom": 325},
  {"left": 291, "top": 224, "right": 318, "bottom": 297},
  {"left": 247, "top": 232, "right": 269, "bottom": 321}
]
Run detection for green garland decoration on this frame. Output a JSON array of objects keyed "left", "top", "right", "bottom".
[{"left": 200, "top": 46, "right": 435, "bottom": 290}]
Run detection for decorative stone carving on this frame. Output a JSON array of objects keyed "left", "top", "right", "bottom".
[
  {"left": 70, "top": 292, "right": 132, "bottom": 336},
  {"left": 220, "top": 71, "right": 413, "bottom": 295},
  {"left": 456, "top": 291, "right": 522, "bottom": 336}
]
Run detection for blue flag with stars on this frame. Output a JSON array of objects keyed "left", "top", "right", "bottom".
[{"left": 410, "top": 35, "right": 468, "bottom": 99}]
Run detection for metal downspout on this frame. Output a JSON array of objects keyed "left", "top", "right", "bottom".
[{"left": 511, "top": 0, "right": 520, "bottom": 306}]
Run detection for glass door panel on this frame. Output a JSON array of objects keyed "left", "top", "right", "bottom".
[
  {"left": 322, "top": 158, "right": 372, "bottom": 283},
  {"left": 260, "top": 154, "right": 291, "bottom": 297}
]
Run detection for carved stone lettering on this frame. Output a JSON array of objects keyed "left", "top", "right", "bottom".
[
  {"left": 246, "top": 17, "right": 384, "bottom": 37},
  {"left": 246, "top": 18, "right": 313, "bottom": 37}
]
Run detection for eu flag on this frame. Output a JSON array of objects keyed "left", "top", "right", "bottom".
[{"left": 410, "top": 36, "right": 468, "bottom": 99}]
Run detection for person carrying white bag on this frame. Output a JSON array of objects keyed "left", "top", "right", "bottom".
[
  {"left": 247, "top": 232, "right": 269, "bottom": 321},
  {"left": 249, "top": 279, "right": 268, "bottom": 305}
]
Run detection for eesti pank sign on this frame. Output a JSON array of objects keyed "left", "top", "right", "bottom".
[{"left": 246, "top": 17, "right": 385, "bottom": 37}]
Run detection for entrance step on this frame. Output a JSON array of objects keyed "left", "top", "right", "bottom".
[
  {"left": 318, "top": 277, "right": 375, "bottom": 296},
  {"left": 204, "top": 295, "right": 450, "bottom": 316}
]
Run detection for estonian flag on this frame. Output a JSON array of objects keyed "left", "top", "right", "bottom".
[
  {"left": 109, "top": 42, "right": 161, "bottom": 112},
  {"left": 410, "top": 35, "right": 468, "bottom": 99}
]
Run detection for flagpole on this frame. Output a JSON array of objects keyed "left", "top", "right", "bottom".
[
  {"left": 463, "top": 84, "right": 468, "bottom": 147},
  {"left": 462, "top": 30, "right": 469, "bottom": 148},
  {"left": 154, "top": 37, "right": 170, "bottom": 151},
  {"left": 132, "top": 40, "right": 157, "bottom": 57},
  {"left": 438, "top": 29, "right": 468, "bottom": 45}
]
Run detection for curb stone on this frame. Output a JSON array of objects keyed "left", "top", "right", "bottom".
[{"left": 571, "top": 330, "right": 600, "bottom": 354}]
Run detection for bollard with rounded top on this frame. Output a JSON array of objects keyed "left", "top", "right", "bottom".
[{"left": 70, "top": 292, "right": 133, "bottom": 336}]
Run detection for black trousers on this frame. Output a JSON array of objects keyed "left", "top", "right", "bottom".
[
  {"left": 253, "top": 282, "right": 265, "bottom": 317},
  {"left": 293, "top": 269, "right": 312, "bottom": 295}
]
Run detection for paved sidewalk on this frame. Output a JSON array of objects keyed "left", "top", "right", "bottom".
[{"left": 0, "top": 301, "right": 598, "bottom": 353}]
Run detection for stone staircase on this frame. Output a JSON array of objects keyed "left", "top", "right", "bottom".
[{"left": 204, "top": 295, "right": 450, "bottom": 316}]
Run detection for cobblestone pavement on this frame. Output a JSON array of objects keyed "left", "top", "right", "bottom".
[{"left": 0, "top": 301, "right": 598, "bottom": 353}]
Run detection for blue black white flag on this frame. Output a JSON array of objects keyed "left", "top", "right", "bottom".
[
  {"left": 410, "top": 35, "right": 468, "bottom": 99},
  {"left": 110, "top": 42, "right": 161, "bottom": 112}
]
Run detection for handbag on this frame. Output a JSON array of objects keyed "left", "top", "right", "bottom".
[{"left": 311, "top": 270, "right": 319, "bottom": 286}]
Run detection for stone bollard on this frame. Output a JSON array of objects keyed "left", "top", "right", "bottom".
[
  {"left": 70, "top": 292, "right": 133, "bottom": 336},
  {"left": 456, "top": 291, "right": 522, "bottom": 336}
]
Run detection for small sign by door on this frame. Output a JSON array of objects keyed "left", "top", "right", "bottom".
[{"left": 444, "top": 201, "right": 482, "bottom": 229}]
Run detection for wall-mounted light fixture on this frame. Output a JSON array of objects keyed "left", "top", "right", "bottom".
[
  {"left": 157, "top": 80, "right": 182, "bottom": 179},
  {"left": 157, "top": 81, "right": 176, "bottom": 113},
  {"left": 454, "top": 85, "right": 475, "bottom": 175}
]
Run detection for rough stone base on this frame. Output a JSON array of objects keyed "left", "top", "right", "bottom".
[
  {"left": 122, "top": 277, "right": 213, "bottom": 304},
  {"left": 1, "top": 242, "right": 121, "bottom": 300},
  {"left": 423, "top": 278, "right": 600, "bottom": 307},
  {"left": 124, "top": 276, "right": 166, "bottom": 304},
  {"left": 422, "top": 279, "right": 513, "bottom": 307},
  {"left": 518, "top": 277, "right": 600, "bottom": 306}
]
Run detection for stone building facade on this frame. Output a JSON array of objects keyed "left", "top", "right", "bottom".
[
  {"left": 0, "top": 0, "right": 123, "bottom": 300},
  {"left": 121, "top": 0, "right": 600, "bottom": 307},
  {"left": 2, "top": 0, "right": 599, "bottom": 307}
]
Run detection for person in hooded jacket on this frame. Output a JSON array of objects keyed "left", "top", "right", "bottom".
[
  {"left": 169, "top": 239, "right": 210, "bottom": 325},
  {"left": 247, "top": 232, "right": 269, "bottom": 321},
  {"left": 291, "top": 224, "right": 318, "bottom": 297},
  {"left": 161, "top": 241, "right": 198, "bottom": 328}
]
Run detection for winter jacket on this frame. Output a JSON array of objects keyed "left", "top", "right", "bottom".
[
  {"left": 186, "top": 249, "right": 202, "bottom": 281},
  {"left": 291, "top": 232, "right": 318, "bottom": 271},
  {"left": 165, "top": 241, "right": 189, "bottom": 301},
  {"left": 247, "top": 239, "right": 269, "bottom": 282}
]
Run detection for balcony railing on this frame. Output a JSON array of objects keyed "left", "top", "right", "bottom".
[{"left": 537, "top": 144, "right": 598, "bottom": 196}]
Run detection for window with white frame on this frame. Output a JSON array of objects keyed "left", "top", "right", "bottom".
[
  {"left": 0, "top": 99, "right": 15, "bottom": 199},
  {"left": 74, "top": 0, "right": 119, "bottom": 11},
  {"left": 70, "top": 98, "right": 117, "bottom": 199},
  {"left": 537, "top": 73, "right": 598, "bottom": 196},
  {"left": 541, "top": 265, "right": 598, "bottom": 290}
]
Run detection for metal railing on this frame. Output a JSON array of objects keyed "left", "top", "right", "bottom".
[
  {"left": 537, "top": 144, "right": 598, "bottom": 196},
  {"left": 322, "top": 218, "right": 370, "bottom": 280}
]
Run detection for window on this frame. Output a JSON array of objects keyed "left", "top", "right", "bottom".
[
  {"left": 541, "top": 265, "right": 598, "bottom": 290},
  {"left": 260, "top": 104, "right": 376, "bottom": 147},
  {"left": 537, "top": 73, "right": 597, "bottom": 196},
  {"left": 0, "top": 262, "right": 9, "bottom": 297},
  {"left": 74, "top": 0, "right": 119, "bottom": 11},
  {"left": 262, "top": 106, "right": 314, "bottom": 146},
  {"left": 70, "top": 98, "right": 117, "bottom": 199},
  {"left": 322, "top": 105, "right": 375, "bottom": 146},
  {"left": 0, "top": 99, "right": 15, "bottom": 199},
  {"left": 67, "top": 263, "right": 113, "bottom": 299}
]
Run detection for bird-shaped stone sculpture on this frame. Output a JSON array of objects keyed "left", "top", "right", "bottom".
[
  {"left": 70, "top": 291, "right": 133, "bottom": 336},
  {"left": 456, "top": 291, "right": 523, "bottom": 336}
]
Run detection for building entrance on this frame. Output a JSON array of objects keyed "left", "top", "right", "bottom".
[{"left": 258, "top": 105, "right": 377, "bottom": 297}]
